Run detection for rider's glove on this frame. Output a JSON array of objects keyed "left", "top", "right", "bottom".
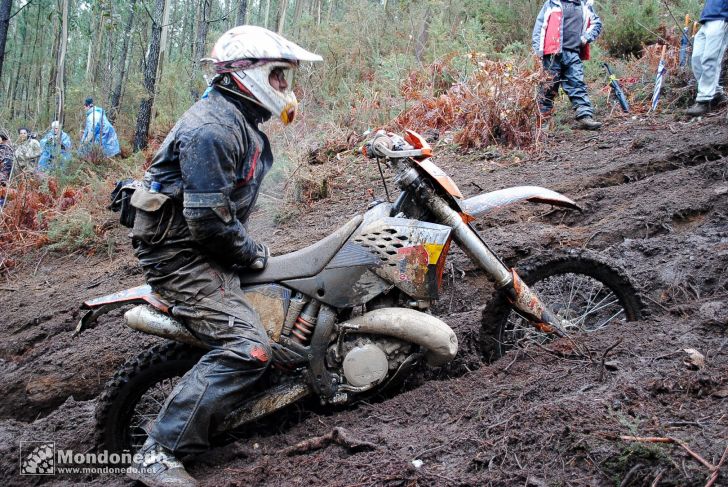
[{"left": 249, "top": 242, "right": 270, "bottom": 271}]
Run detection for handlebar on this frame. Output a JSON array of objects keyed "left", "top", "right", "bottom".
[
  {"left": 362, "top": 131, "right": 429, "bottom": 159},
  {"left": 365, "top": 133, "right": 394, "bottom": 158}
]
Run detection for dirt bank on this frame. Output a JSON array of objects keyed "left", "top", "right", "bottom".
[{"left": 0, "top": 111, "right": 726, "bottom": 486}]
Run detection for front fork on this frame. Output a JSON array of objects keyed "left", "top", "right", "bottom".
[{"left": 426, "top": 194, "right": 566, "bottom": 337}]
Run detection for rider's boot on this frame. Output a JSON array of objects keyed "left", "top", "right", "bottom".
[{"left": 127, "top": 437, "right": 198, "bottom": 487}]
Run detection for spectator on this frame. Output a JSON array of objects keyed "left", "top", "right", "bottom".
[
  {"left": 14, "top": 127, "right": 42, "bottom": 174},
  {"left": 532, "top": 0, "right": 603, "bottom": 130},
  {"left": 0, "top": 129, "right": 14, "bottom": 184},
  {"left": 39, "top": 121, "right": 73, "bottom": 173},
  {"left": 80, "top": 98, "right": 120, "bottom": 158},
  {"left": 686, "top": 0, "right": 728, "bottom": 116}
]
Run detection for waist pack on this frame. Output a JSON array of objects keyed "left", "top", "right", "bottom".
[{"left": 109, "top": 179, "right": 143, "bottom": 228}]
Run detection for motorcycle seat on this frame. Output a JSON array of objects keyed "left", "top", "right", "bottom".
[{"left": 239, "top": 215, "right": 363, "bottom": 285}]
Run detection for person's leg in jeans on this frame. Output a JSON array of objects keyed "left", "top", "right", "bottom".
[
  {"left": 559, "top": 50, "right": 594, "bottom": 120},
  {"left": 690, "top": 19, "right": 728, "bottom": 112},
  {"left": 692, "top": 24, "right": 707, "bottom": 89},
  {"left": 538, "top": 54, "right": 563, "bottom": 117}
]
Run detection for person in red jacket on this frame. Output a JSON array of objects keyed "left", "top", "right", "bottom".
[{"left": 532, "top": 0, "right": 603, "bottom": 130}]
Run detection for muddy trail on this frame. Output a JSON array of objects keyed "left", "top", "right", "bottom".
[{"left": 0, "top": 112, "right": 726, "bottom": 486}]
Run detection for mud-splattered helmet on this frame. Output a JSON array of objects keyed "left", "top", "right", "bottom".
[{"left": 206, "top": 25, "right": 322, "bottom": 125}]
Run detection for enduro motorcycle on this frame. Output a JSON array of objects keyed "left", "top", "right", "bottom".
[{"left": 77, "top": 130, "right": 644, "bottom": 454}]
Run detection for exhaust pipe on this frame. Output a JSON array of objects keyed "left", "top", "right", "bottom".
[
  {"left": 126, "top": 305, "right": 458, "bottom": 366},
  {"left": 343, "top": 308, "right": 458, "bottom": 366},
  {"left": 125, "top": 305, "right": 207, "bottom": 349}
]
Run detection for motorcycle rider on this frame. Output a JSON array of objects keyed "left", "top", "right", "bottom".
[{"left": 127, "top": 25, "right": 321, "bottom": 487}]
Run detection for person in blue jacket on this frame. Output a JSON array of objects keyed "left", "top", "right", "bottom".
[
  {"left": 38, "top": 121, "right": 73, "bottom": 172},
  {"left": 79, "top": 98, "right": 120, "bottom": 157},
  {"left": 687, "top": 0, "right": 728, "bottom": 116}
]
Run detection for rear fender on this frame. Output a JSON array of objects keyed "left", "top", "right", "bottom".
[
  {"left": 75, "top": 285, "right": 170, "bottom": 335},
  {"left": 463, "top": 186, "right": 581, "bottom": 219}
]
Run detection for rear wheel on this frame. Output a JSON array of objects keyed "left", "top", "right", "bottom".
[
  {"left": 95, "top": 341, "right": 203, "bottom": 454},
  {"left": 479, "top": 251, "right": 646, "bottom": 362}
]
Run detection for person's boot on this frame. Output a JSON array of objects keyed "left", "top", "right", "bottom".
[
  {"left": 686, "top": 101, "right": 710, "bottom": 116},
  {"left": 577, "top": 116, "right": 602, "bottom": 130},
  {"left": 127, "top": 437, "right": 198, "bottom": 487},
  {"left": 711, "top": 92, "right": 727, "bottom": 108}
]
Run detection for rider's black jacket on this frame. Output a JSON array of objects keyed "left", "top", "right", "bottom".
[{"left": 133, "top": 87, "right": 273, "bottom": 269}]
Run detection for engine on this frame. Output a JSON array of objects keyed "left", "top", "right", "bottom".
[{"left": 326, "top": 335, "right": 415, "bottom": 392}]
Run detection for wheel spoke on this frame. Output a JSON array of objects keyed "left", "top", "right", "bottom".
[
  {"left": 573, "top": 294, "right": 618, "bottom": 327},
  {"left": 593, "top": 307, "right": 626, "bottom": 331},
  {"left": 493, "top": 264, "right": 636, "bottom": 355}
]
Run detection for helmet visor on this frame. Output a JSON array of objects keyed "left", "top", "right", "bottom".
[{"left": 267, "top": 62, "right": 297, "bottom": 94}]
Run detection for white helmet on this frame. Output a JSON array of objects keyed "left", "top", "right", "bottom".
[{"left": 207, "top": 26, "right": 322, "bottom": 124}]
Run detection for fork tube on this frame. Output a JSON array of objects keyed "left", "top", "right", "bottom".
[
  {"left": 426, "top": 196, "right": 513, "bottom": 287},
  {"left": 427, "top": 195, "right": 565, "bottom": 336},
  {"left": 395, "top": 161, "right": 512, "bottom": 287}
]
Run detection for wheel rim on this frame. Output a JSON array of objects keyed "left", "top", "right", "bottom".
[
  {"left": 501, "top": 272, "right": 628, "bottom": 351},
  {"left": 127, "top": 376, "right": 181, "bottom": 451}
]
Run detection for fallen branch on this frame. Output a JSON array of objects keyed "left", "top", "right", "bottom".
[
  {"left": 284, "top": 427, "right": 378, "bottom": 456},
  {"left": 705, "top": 445, "right": 728, "bottom": 487},
  {"left": 620, "top": 436, "right": 716, "bottom": 472},
  {"left": 598, "top": 338, "right": 623, "bottom": 382}
]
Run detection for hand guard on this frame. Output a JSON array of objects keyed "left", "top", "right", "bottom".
[{"left": 249, "top": 242, "right": 269, "bottom": 270}]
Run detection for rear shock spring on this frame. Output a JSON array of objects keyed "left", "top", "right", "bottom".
[
  {"left": 291, "top": 316, "right": 315, "bottom": 344},
  {"left": 290, "top": 300, "right": 320, "bottom": 345}
]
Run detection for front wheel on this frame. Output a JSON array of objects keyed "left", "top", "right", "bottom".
[{"left": 479, "top": 250, "right": 646, "bottom": 362}]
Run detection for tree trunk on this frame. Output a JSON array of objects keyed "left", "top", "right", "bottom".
[
  {"left": 414, "top": 6, "right": 431, "bottom": 63},
  {"left": 86, "top": 5, "right": 104, "bottom": 85},
  {"left": 85, "top": 36, "right": 93, "bottom": 79},
  {"left": 156, "top": 0, "right": 171, "bottom": 80},
  {"left": 277, "top": 0, "right": 288, "bottom": 33},
  {"left": 25, "top": 0, "right": 41, "bottom": 122},
  {"left": 191, "top": 0, "right": 200, "bottom": 60},
  {"left": 93, "top": 6, "right": 106, "bottom": 88},
  {"left": 292, "top": 0, "right": 303, "bottom": 36},
  {"left": 10, "top": 14, "right": 27, "bottom": 119},
  {"left": 178, "top": 0, "right": 192, "bottom": 60},
  {"left": 190, "top": 0, "right": 211, "bottom": 100},
  {"left": 109, "top": 0, "right": 136, "bottom": 122},
  {"left": 0, "top": 0, "right": 12, "bottom": 88},
  {"left": 55, "top": 0, "right": 69, "bottom": 126},
  {"left": 151, "top": 0, "right": 171, "bottom": 122},
  {"left": 264, "top": 0, "right": 270, "bottom": 29},
  {"left": 134, "top": 0, "right": 165, "bottom": 151},
  {"left": 46, "top": 8, "right": 61, "bottom": 119},
  {"left": 194, "top": 0, "right": 211, "bottom": 63},
  {"left": 236, "top": 0, "right": 247, "bottom": 25}
]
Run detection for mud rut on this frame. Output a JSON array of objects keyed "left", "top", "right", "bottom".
[{"left": 0, "top": 114, "right": 726, "bottom": 486}]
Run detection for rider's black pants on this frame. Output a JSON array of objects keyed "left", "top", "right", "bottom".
[{"left": 138, "top": 250, "right": 272, "bottom": 455}]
